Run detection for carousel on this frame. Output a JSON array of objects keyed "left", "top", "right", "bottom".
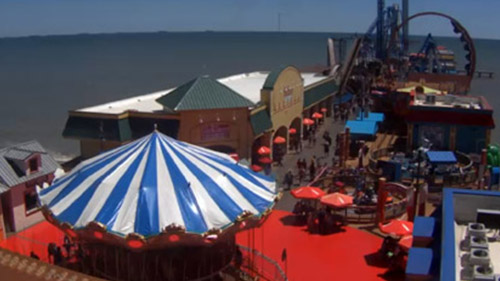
[{"left": 38, "top": 131, "right": 278, "bottom": 281}]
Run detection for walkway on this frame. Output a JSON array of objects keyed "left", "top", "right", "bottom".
[{"left": 273, "top": 115, "right": 346, "bottom": 212}]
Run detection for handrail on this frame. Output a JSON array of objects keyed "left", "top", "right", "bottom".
[{"left": 236, "top": 244, "right": 288, "bottom": 281}]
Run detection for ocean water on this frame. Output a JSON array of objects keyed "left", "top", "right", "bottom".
[{"left": 0, "top": 32, "right": 498, "bottom": 161}]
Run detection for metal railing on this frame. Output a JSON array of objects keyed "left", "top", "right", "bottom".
[{"left": 236, "top": 244, "right": 287, "bottom": 281}]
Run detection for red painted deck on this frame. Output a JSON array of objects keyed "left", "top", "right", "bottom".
[
  {"left": 236, "top": 210, "right": 399, "bottom": 281},
  {"left": 0, "top": 211, "right": 400, "bottom": 281},
  {"left": 0, "top": 220, "right": 65, "bottom": 263}
]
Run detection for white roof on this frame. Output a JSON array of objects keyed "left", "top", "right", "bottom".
[
  {"left": 220, "top": 71, "right": 326, "bottom": 104},
  {"left": 76, "top": 71, "right": 328, "bottom": 114}
]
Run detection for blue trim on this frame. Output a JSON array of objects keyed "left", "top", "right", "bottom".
[
  {"left": 95, "top": 146, "right": 149, "bottom": 229},
  {"left": 56, "top": 140, "right": 146, "bottom": 225},
  {"left": 165, "top": 142, "right": 243, "bottom": 223},
  {"left": 177, "top": 143, "right": 274, "bottom": 192},
  {"left": 441, "top": 188, "right": 455, "bottom": 281},
  {"left": 47, "top": 139, "right": 146, "bottom": 207},
  {"left": 135, "top": 134, "right": 160, "bottom": 236},
  {"left": 40, "top": 140, "right": 142, "bottom": 197},
  {"left": 179, "top": 147, "right": 272, "bottom": 213},
  {"left": 158, "top": 140, "right": 208, "bottom": 233}
]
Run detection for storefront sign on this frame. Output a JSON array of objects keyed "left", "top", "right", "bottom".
[
  {"left": 272, "top": 85, "right": 302, "bottom": 115},
  {"left": 201, "top": 123, "right": 230, "bottom": 141}
]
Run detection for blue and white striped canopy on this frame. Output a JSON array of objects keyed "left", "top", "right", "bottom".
[{"left": 38, "top": 132, "right": 276, "bottom": 237}]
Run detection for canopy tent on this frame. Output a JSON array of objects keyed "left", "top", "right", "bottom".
[
  {"left": 426, "top": 151, "right": 457, "bottom": 165},
  {"left": 333, "top": 92, "right": 354, "bottom": 105},
  {"left": 38, "top": 131, "right": 277, "bottom": 239},
  {"left": 356, "top": 112, "right": 385, "bottom": 123},
  {"left": 345, "top": 120, "right": 378, "bottom": 137}
]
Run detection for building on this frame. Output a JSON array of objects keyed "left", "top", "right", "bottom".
[
  {"left": 0, "top": 141, "right": 60, "bottom": 240},
  {"left": 405, "top": 188, "right": 500, "bottom": 280},
  {"left": 63, "top": 65, "right": 338, "bottom": 162},
  {"left": 406, "top": 93, "right": 494, "bottom": 153}
]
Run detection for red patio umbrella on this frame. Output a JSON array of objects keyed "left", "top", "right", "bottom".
[
  {"left": 229, "top": 153, "right": 239, "bottom": 162},
  {"left": 379, "top": 219, "right": 414, "bottom": 236},
  {"left": 257, "top": 146, "right": 271, "bottom": 155},
  {"left": 273, "top": 136, "right": 286, "bottom": 144},
  {"left": 398, "top": 235, "right": 413, "bottom": 252},
  {"left": 303, "top": 118, "right": 314, "bottom": 126},
  {"left": 259, "top": 157, "right": 272, "bottom": 164},
  {"left": 320, "top": 107, "right": 327, "bottom": 113},
  {"left": 291, "top": 186, "right": 326, "bottom": 200},
  {"left": 289, "top": 128, "right": 297, "bottom": 134},
  {"left": 320, "top": 192, "right": 353, "bottom": 208},
  {"left": 312, "top": 112, "right": 323, "bottom": 119},
  {"left": 251, "top": 164, "right": 263, "bottom": 172}
]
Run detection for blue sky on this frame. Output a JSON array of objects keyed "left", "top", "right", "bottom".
[{"left": 0, "top": 0, "right": 498, "bottom": 39}]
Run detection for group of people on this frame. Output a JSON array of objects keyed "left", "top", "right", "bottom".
[
  {"left": 292, "top": 200, "right": 343, "bottom": 234},
  {"left": 43, "top": 235, "right": 74, "bottom": 265}
]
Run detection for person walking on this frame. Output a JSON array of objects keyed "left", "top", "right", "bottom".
[
  {"left": 309, "top": 159, "right": 316, "bottom": 181},
  {"left": 283, "top": 170, "right": 294, "bottom": 190},
  {"left": 323, "top": 141, "right": 330, "bottom": 155}
]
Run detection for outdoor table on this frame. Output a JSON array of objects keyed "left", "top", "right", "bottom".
[
  {"left": 412, "top": 216, "right": 435, "bottom": 247},
  {"left": 405, "top": 248, "right": 433, "bottom": 281}
]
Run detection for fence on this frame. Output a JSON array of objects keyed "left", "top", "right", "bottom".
[{"left": 236, "top": 244, "right": 287, "bottom": 281}]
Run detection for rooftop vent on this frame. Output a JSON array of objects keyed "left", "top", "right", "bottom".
[
  {"left": 470, "top": 248, "right": 490, "bottom": 266},
  {"left": 468, "top": 223, "right": 487, "bottom": 238},
  {"left": 472, "top": 264, "right": 495, "bottom": 281},
  {"left": 470, "top": 236, "right": 489, "bottom": 250}
]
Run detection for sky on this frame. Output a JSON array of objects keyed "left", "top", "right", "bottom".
[{"left": 0, "top": 0, "right": 499, "bottom": 39}]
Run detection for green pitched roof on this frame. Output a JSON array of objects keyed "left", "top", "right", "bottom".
[
  {"left": 156, "top": 76, "right": 255, "bottom": 111},
  {"left": 250, "top": 109, "right": 273, "bottom": 136},
  {"left": 262, "top": 65, "right": 289, "bottom": 90},
  {"left": 304, "top": 80, "right": 339, "bottom": 108}
]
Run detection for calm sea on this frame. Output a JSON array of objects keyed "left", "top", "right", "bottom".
[{"left": 0, "top": 32, "right": 499, "bottom": 161}]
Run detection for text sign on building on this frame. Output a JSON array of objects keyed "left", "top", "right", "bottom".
[
  {"left": 272, "top": 85, "right": 301, "bottom": 114},
  {"left": 201, "top": 123, "right": 230, "bottom": 141},
  {"left": 269, "top": 67, "right": 304, "bottom": 131}
]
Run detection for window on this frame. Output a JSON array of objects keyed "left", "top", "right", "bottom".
[
  {"left": 24, "top": 189, "right": 39, "bottom": 214},
  {"left": 29, "top": 158, "right": 38, "bottom": 173}
]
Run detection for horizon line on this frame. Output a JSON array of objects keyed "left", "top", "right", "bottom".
[{"left": 1, "top": 29, "right": 499, "bottom": 41}]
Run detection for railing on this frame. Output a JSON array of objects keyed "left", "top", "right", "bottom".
[
  {"left": 236, "top": 244, "right": 287, "bottom": 281},
  {"left": 310, "top": 174, "right": 409, "bottom": 224}
]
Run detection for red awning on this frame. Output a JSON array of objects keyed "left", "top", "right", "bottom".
[
  {"left": 303, "top": 118, "right": 315, "bottom": 126},
  {"left": 273, "top": 136, "right": 286, "bottom": 144},
  {"left": 259, "top": 157, "right": 272, "bottom": 164},
  {"left": 291, "top": 186, "right": 326, "bottom": 200},
  {"left": 320, "top": 192, "right": 353, "bottom": 208},
  {"left": 312, "top": 112, "right": 323, "bottom": 119},
  {"left": 379, "top": 219, "right": 414, "bottom": 237},
  {"left": 257, "top": 146, "right": 271, "bottom": 155},
  {"left": 398, "top": 235, "right": 413, "bottom": 252},
  {"left": 229, "top": 153, "right": 239, "bottom": 162},
  {"left": 251, "top": 164, "right": 263, "bottom": 172}
]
